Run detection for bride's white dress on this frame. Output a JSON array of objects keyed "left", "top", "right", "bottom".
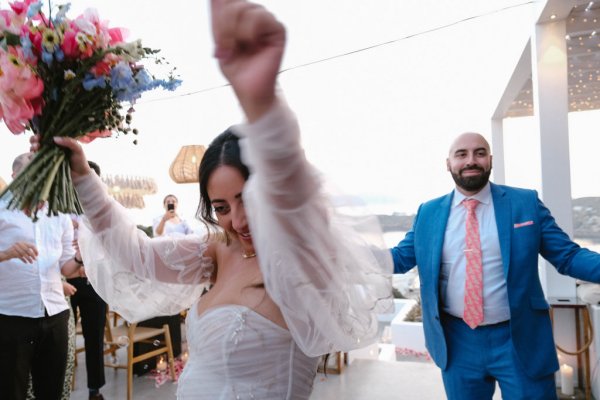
[
  {"left": 179, "top": 303, "right": 318, "bottom": 399},
  {"left": 75, "top": 98, "right": 393, "bottom": 399}
]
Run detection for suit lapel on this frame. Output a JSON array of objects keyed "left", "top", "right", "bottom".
[
  {"left": 491, "top": 183, "right": 511, "bottom": 277},
  {"left": 429, "top": 193, "right": 453, "bottom": 286}
]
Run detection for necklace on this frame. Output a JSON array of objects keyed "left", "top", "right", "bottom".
[{"left": 242, "top": 252, "right": 257, "bottom": 259}]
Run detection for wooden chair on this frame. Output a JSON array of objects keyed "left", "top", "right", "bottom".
[
  {"left": 103, "top": 309, "right": 121, "bottom": 362},
  {"left": 73, "top": 308, "right": 117, "bottom": 363},
  {"left": 104, "top": 312, "right": 176, "bottom": 400},
  {"left": 317, "top": 351, "right": 348, "bottom": 374},
  {"left": 72, "top": 308, "right": 124, "bottom": 389}
]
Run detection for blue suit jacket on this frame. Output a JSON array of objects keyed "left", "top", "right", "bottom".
[{"left": 390, "top": 183, "right": 600, "bottom": 378}]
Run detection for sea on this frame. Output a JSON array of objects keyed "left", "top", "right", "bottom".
[{"left": 383, "top": 231, "right": 407, "bottom": 247}]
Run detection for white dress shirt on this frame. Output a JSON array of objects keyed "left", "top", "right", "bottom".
[
  {"left": 0, "top": 203, "right": 74, "bottom": 317},
  {"left": 440, "top": 182, "right": 510, "bottom": 324}
]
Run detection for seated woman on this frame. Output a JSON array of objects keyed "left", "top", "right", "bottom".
[{"left": 37, "top": 1, "right": 393, "bottom": 398}]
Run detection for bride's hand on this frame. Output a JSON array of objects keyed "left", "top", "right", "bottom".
[
  {"left": 29, "top": 135, "right": 91, "bottom": 179},
  {"left": 210, "top": 0, "right": 286, "bottom": 122}
]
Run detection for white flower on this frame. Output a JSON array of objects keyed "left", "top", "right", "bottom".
[
  {"left": 63, "top": 69, "right": 76, "bottom": 80},
  {"left": 73, "top": 15, "right": 96, "bottom": 37},
  {"left": 115, "top": 39, "right": 145, "bottom": 62}
]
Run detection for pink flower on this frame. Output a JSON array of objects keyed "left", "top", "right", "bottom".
[
  {"left": 30, "top": 95, "right": 43, "bottom": 114},
  {"left": 108, "top": 27, "right": 128, "bottom": 45},
  {"left": 91, "top": 60, "right": 111, "bottom": 77},
  {"left": 0, "top": 46, "right": 43, "bottom": 133},
  {"left": 20, "top": 26, "right": 43, "bottom": 56},
  {"left": 0, "top": 9, "right": 23, "bottom": 34},
  {"left": 78, "top": 129, "right": 112, "bottom": 144},
  {"left": 9, "top": 1, "right": 30, "bottom": 16},
  {"left": 0, "top": 10, "right": 13, "bottom": 29},
  {"left": 8, "top": 0, "right": 37, "bottom": 17},
  {"left": 61, "top": 29, "right": 80, "bottom": 58}
]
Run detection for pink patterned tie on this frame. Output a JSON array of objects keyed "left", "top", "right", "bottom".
[{"left": 462, "top": 199, "right": 483, "bottom": 329}]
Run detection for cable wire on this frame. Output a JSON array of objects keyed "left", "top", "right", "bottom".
[{"left": 141, "top": 1, "right": 534, "bottom": 105}]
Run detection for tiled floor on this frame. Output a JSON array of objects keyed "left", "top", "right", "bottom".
[
  {"left": 66, "top": 317, "right": 500, "bottom": 400},
  {"left": 70, "top": 350, "right": 450, "bottom": 400}
]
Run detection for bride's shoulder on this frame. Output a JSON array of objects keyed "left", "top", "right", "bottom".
[{"left": 204, "top": 232, "right": 231, "bottom": 260}]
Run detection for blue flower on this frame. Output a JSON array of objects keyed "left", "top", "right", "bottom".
[
  {"left": 20, "top": 36, "right": 35, "bottom": 62},
  {"left": 82, "top": 74, "right": 107, "bottom": 91},
  {"left": 161, "top": 78, "right": 182, "bottom": 91},
  {"left": 54, "top": 47, "right": 64, "bottom": 62},
  {"left": 134, "top": 68, "right": 153, "bottom": 89},
  {"left": 109, "top": 63, "right": 181, "bottom": 103},
  {"left": 111, "top": 62, "right": 141, "bottom": 101},
  {"left": 110, "top": 62, "right": 135, "bottom": 91},
  {"left": 54, "top": 3, "right": 71, "bottom": 24},
  {"left": 27, "top": 2, "right": 43, "bottom": 19},
  {"left": 40, "top": 45, "right": 64, "bottom": 66},
  {"left": 41, "top": 49, "right": 53, "bottom": 66}
]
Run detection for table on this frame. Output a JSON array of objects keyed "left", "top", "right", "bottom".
[{"left": 549, "top": 297, "right": 594, "bottom": 400}]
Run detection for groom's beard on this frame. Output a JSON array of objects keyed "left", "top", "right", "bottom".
[{"left": 450, "top": 166, "right": 491, "bottom": 192}]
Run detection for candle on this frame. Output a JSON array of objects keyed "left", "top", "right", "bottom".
[
  {"left": 560, "top": 363, "right": 574, "bottom": 396},
  {"left": 156, "top": 356, "right": 167, "bottom": 372},
  {"left": 182, "top": 351, "right": 189, "bottom": 364}
]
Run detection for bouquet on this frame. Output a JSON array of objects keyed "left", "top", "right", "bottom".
[{"left": 0, "top": 0, "right": 181, "bottom": 220}]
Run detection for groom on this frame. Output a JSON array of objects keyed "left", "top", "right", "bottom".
[{"left": 390, "top": 132, "right": 600, "bottom": 399}]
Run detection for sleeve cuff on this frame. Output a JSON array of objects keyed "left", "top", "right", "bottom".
[{"left": 73, "top": 172, "right": 110, "bottom": 216}]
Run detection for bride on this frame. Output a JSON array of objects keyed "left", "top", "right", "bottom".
[{"left": 38, "top": 0, "right": 393, "bottom": 398}]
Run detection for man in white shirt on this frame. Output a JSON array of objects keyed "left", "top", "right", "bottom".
[{"left": 0, "top": 153, "right": 84, "bottom": 400}]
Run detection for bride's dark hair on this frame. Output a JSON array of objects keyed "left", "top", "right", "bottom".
[{"left": 196, "top": 128, "right": 250, "bottom": 241}]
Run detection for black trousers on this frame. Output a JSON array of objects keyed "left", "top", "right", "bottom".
[
  {"left": 67, "top": 277, "right": 107, "bottom": 390},
  {"left": 0, "top": 309, "right": 69, "bottom": 400}
]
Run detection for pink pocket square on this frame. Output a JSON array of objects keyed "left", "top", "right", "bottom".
[{"left": 514, "top": 221, "right": 534, "bottom": 228}]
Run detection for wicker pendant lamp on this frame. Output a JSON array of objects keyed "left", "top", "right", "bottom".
[{"left": 169, "top": 145, "right": 206, "bottom": 184}]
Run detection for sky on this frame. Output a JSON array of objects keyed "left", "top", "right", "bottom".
[{"left": 1, "top": 0, "right": 599, "bottom": 227}]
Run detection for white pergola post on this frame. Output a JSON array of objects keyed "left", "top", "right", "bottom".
[
  {"left": 491, "top": 1, "right": 588, "bottom": 386},
  {"left": 531, "top": 17, "right": 577, "bottom": 298},
  {"left": 531, "top": 14, "right": 579, "bottom": 385},
  {"left": 491, "top": 40, "right": 532, "bottom": 186}
]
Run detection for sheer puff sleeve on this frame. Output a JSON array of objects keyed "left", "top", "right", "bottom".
[
  {"left": 74, "top": 172, "right": 212, "bottom": 323},
  {"left": 235, "top": 97, "right": 394, "bottom": 357}
]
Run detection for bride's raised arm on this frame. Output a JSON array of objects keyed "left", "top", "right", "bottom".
[
  {"left": 210, "top": 0, "right": 394, "bottom": 355},
  {"left": 72, "top": 170, "right": 213, "bottom": 322}
]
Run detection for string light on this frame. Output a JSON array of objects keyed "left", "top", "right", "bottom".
[
  {"left": 135, "top": 0, "right": 600, "bottom": 118},
  {"left": 140, "top": 1, "right": 535, "bottom": 105},
  {"left": 507, "top": 1, "right": 600, "bottom": 117},
  {"left": 586, "top": 2, "right": 595, "bottom": 12}
]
